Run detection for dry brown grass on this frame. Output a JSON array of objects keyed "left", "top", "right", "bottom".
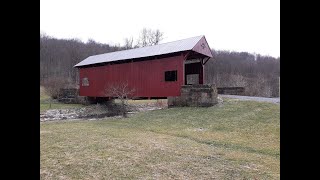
[{"left": 41, "top": 99, "right": 279, "bottom": 179}]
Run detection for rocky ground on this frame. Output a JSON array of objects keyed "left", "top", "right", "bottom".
[
  {"left": 40, "top": 98, "right": 226, "bottom": 122},
  {"left": 40, "top": 102, "right": 166, "bottom": 122}
]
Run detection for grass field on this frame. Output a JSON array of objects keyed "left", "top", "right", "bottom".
[{"left": 40, "top": 99, "right": 280, "bottom": 179}]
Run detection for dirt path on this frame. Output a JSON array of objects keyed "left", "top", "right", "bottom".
[{"left": 219, "top": 95, "right": 280, "bottom": 104}]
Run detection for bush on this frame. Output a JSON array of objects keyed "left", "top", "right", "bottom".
[{"left": 42, "top": 77, "right": 73, "bottom": 99}]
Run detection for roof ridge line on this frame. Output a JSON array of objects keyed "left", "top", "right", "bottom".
[
  {"left": 88, "top": 35, "right": 204, "bottom": 58},
  {"left": 75, "top": 35, "right": 208, "bottom": 67},
  {"left": 156, "top": 35, "right": 204, "bottom": 46}
]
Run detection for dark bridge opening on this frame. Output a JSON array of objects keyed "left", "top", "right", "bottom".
[{"left": 184, "top": 61, "right": 203, "bottom": 85}]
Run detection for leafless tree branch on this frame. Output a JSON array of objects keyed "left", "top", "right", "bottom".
[{"left": 103, "top": 82, "right": 135, "bottom": 117}]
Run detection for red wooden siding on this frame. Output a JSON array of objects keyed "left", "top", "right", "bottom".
[{"left": 79, "top": 55, "right": 185, "bottom": 98}]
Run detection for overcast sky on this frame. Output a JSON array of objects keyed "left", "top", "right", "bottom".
[{"left": 40, "top": 0, "right": 279, "bottom": 57}]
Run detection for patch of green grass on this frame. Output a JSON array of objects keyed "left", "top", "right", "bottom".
[
  {"left": 40, "top": 86, "right": 84, "bottom": 113},
  {"left": 41, "top": 100, "right": 280, "bottom": 179}
]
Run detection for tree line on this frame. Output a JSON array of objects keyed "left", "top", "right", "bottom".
[
  {"left": 40, "top": 30, "right": 279, "bottom": 97},
  {"left": 204, "top": 51, "right": 280, "bottom": 97},
  {"left": 40, "top": 33, "right": 124, "bottom": 84}
]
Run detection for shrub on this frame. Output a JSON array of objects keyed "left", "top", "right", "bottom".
[{"left": 42, "top": 77, "right": 71, "bottom": 99}]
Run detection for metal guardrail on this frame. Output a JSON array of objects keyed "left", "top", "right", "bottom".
[
  {"left": 217, "top": 87, "right": 245, "bottom": 95},
  {"left": 58, "top": 88, "right": 79, "bottom": 103}
]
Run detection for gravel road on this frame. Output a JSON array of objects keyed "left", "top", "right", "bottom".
[{"left": 219, "top": 95, "right": 280, "bottom": 104}]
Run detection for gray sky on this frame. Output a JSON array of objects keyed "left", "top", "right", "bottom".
[{"left": 40, "top": 0, "right": 280, "bottom": 57}]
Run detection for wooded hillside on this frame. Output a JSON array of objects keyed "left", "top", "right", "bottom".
[
  {"left": 40, "top": 34, "right": 280, "bottom": 97},
  {"left": 205, "top": 51, "right": 280, "bottom": 97}
]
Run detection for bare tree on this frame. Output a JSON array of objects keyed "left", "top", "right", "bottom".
[
  {"left": 137, "top": 28, "right": 164, "bottom": 47},
  {"left": 148, "top": 29, "right": 164, "bottom": 45},
  {"left": 137, "top": 28, "right": 149, "bottom": 47},
  {"left": 42, "top": 77, "right": 69, "bottom": 108},
  {"left": 124, "top": 37, "right": 134, "bottom": 49},
  {"left": 103, "top": 82, "right": 135, "bottom": 117}
]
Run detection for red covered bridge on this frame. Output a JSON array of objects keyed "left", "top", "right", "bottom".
[{"left": 74, "top": 35, "right": 213, "bottom": 100}]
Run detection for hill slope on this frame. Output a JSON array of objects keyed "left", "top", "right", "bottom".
[{"left": 41, "top": 99, "right": 280, "bottom": 179}]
